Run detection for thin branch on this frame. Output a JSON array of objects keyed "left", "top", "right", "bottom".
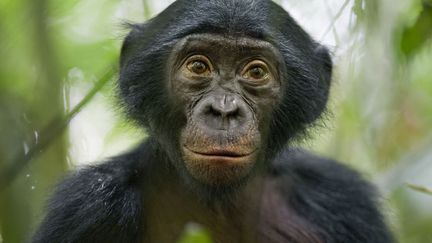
[
  {"left": 406, "top": 183, "right": 432, "bottom": 196},
  {"left": 375, "top": 136, "right": 432, "bottom": 195},
  {"left": 0, "top": 66, "right": 116, "bottom": 191},
  {"left": 323, "top": 0, "right": 341, "bottom": 45},
  {"left": 142, "top": 0, "right": 152, "bottom": 20},
  {"left": 320, "top": 0, "right": 351, "bottom": 42}
]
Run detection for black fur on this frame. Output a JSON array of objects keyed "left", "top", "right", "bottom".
[
  {"left": 271, "top": 149, "right": 393, "bottom": 242},
  {"left": 33, "top": 142, "right": 393, "bottom": 242},
  {"left": 32, "top": 0, "right": 394, "bottom": 242},
  {"left": 32, "top": 149, "right": 146, "bottom": 243}
]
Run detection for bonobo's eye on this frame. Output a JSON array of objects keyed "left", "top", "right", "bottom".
[
  {"left": 241, "top": 60, "right": 271, "bottom": 84},
  {"left": 184, "top": 55, "right": 212, "bottom": 76}
]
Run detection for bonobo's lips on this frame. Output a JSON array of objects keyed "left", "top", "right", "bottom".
[{"left": 184, "top": 146, "right": 257, "bottom": 164}]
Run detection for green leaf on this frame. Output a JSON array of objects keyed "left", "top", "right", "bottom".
[
  {"left": 352, "top": 0, "right": 365, "bottom": 21},
  {"left": 177, "top": 223, "right": 213, "bottom": 243},
  {"left": 400, "top": 1, "right": 432, "bottom": 57}
]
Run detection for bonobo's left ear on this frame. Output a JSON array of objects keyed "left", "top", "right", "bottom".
[
  {"left": 264, "top": 1, "right": 333, "bottom": 143},
  {"left": 311, "top": 43, "right": 333, "bottom": 118},
  {"left": 266, "top": 3, "right": 333, "bottom": 148},
  {"left": 280, "top": 42, "right": 332, "bottom": 128},
  {"left": 314, "top": 44, "right": 333, "bottom": 86},
  {"left": 268, "top": 40, "right": 332, "bottom": 152},
  {"left": 287, "top": 41, "right": 333, "bottom": 125}
]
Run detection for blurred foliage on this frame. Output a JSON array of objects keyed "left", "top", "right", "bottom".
[
  {"left": 176, "top": 223, "right": 213, "bottom": 243},
  {"left": 0, "top": 0, "right": 431, "bottom": 242},
  {"left": 318, "top": 0, "right": 432, "bottom": 242}
]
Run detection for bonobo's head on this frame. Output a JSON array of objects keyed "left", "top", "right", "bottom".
[{"left": 119, "top": 0, "right": 332, "bottom": 188}]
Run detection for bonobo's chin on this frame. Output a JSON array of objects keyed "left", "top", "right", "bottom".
[{"left": 182, "top": 146, "right": 258, "bottom": 186}]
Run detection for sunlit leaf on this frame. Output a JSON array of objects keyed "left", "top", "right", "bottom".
[{"left": 177, "top": 223, "right": 213, "bottom": 243}]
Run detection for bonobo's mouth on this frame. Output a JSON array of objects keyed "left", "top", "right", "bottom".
[
  {"left": 182, "top": 145, "right": 258, "bottom": 184},
  {"left": 184, "top": 146, "right": 257, "bottom": 164},
  {"left": 180, "top": 124, "right": 261, "bottom": 184}
]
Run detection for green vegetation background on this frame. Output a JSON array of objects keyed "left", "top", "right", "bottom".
[{"left": 0, "top": 0, "right": 431, "bottom": 242}]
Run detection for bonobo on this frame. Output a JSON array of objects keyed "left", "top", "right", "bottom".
[{"left": 32, "top": 0, "right": 394, "bottom": 242}]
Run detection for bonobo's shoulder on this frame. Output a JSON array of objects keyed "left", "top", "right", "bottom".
[
  {"left": 31, "top": 148, "right": 145, "bottom": 243},
  {"left": 269, "top": 148, "right": 394, "bottom": 243},
  {"left": 270, "top": 148, "right": 369, "bottom": 187},
  {"left": 70, "top": 148, "right": 144, "bottom": 185},
  {"left": 269, "top": 148, "right": 379, "bottom": 213},
  {"left": 51, "top": 147, "right": 145, "bottom": 200}
]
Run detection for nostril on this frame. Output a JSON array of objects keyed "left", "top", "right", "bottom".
[
  {"left": 227, "top": 107, "right": 240, "bottom": 118},
  {"left": 207, "top": 105, "right": 221, "bottom": 117},
  {"left": 209, "top": 103, "right": 239, "bottom": 118},
  {"left": 196, "top": 96, "right": 247, "bottom": 130}
]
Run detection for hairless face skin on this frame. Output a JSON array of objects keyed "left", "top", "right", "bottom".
[{"left": 170, "top": 34, "right": 284, "bottom": 185}]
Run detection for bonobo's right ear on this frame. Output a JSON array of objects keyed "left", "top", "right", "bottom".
[
  {"left": 119, "top": 23, "right": 146, "bottom": 69},
  {"left": 118, "top": 22, "right": 170, "bottom": 127}
]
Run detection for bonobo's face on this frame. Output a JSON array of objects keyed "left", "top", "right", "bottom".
[{"left": 168, "top": 34, "right": 284, "bottom": 185}]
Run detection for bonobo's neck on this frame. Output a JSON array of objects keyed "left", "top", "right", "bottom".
[{"left": 140, "top": 143, "right": 266, "bottom": 243}]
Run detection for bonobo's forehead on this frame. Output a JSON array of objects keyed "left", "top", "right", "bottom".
[{"left": 173, "top": 33, "right": 282, "bottom": 61}]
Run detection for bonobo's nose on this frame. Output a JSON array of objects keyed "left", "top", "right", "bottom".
[
  {"left": 195, "top": 94, "right": 247, "bottom": 130},
  {"left": 211, "top": 95, "right": 238, "bottom": 118}
]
